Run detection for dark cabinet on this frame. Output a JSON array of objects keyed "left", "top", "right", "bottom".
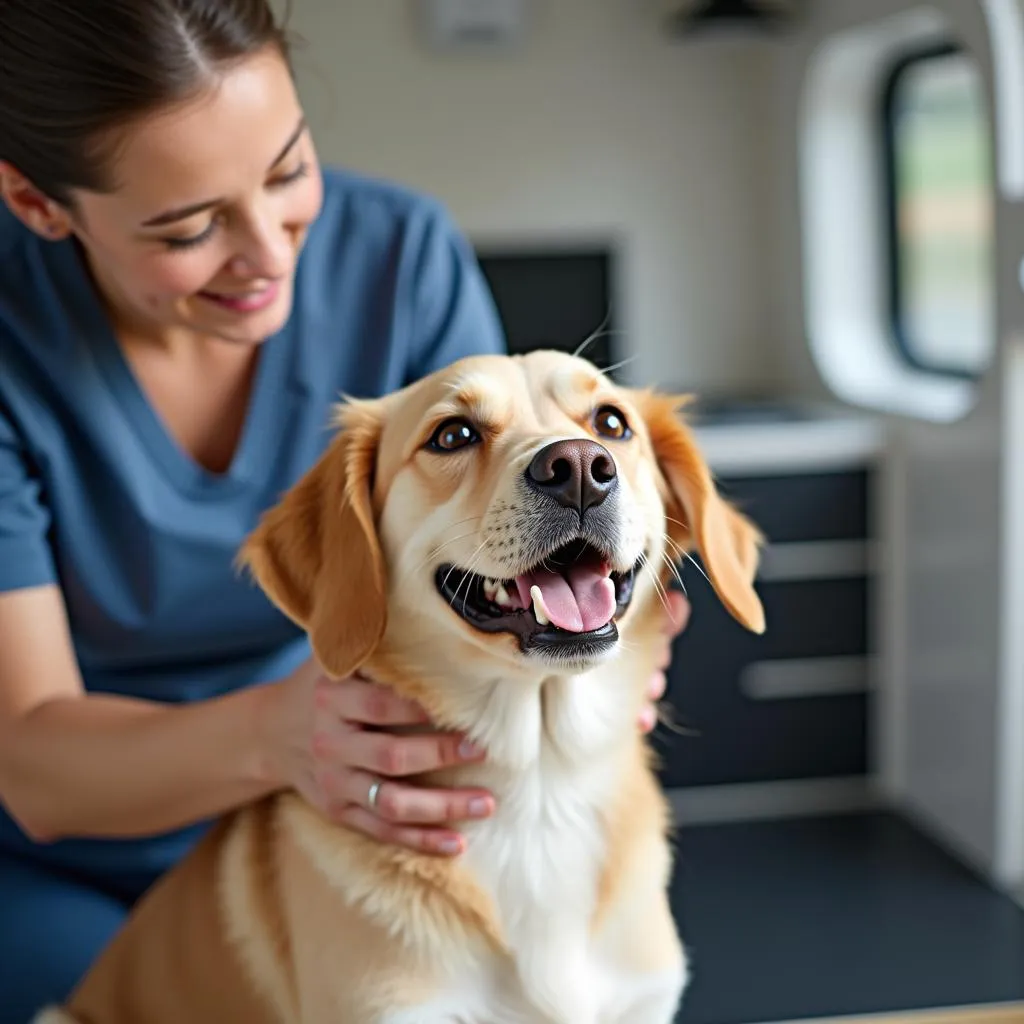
[{"left": 655, "top": 468, "right": 876, "bottom": 790}]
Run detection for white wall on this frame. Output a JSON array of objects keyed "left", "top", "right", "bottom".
[{"left": 287, "top": 0, "right": 779, "bottom": 394}]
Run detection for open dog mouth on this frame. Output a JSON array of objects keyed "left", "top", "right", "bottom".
[{"left": 435, "top": 538, "right": 640, "bottom": 655}]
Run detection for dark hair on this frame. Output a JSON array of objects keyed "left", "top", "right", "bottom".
[{"left": 0, "top": 0, "right": 293, "bottom": 205}]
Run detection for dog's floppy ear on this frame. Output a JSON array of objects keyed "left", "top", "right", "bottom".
[
  {"left": 633, "top": 390, "right": 766, "bottom": 634},
  {"left": 238, "top": 400, "right": 387, "bottom": 678}
]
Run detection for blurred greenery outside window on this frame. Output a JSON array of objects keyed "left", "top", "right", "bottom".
[{"left": 882, "top": 44, "right": 996, "bottom": 378}]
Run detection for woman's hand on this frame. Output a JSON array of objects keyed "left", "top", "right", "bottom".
[
  {"left": 263, "top": 589, "right": 690, "bottom": 856},
  {"left": 261, "top": 659, "right": 494, "bottom": 857},
  {"left": 639, "top": 590, "right": 690, "bottom": 733}
]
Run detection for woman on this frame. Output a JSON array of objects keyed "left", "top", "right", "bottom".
[{"left": 0, "top": 0, "right": 687, "bottom": 1017}]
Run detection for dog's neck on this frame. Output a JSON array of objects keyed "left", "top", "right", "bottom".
[{"left": 367, "top": 626, "right": 649, "bottom": 773}]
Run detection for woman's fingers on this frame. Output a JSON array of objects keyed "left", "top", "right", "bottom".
[
  {"left": 344, "top": 728, "right": 486, "bottom": 778},
  {"left": 331, "top": 804, "right": 467, "bottom": 856},
  {"left": 321, "top": 770, "right": 495, "bottom": 857},
  {"left": 647, "top": 670, "right": 667, "bottom": 703},
  {"left": 315, "top": 674, "right": 431, "bottom": 727},
  {"left": 637, "top": 589, "right": 690, "bottom": 733},
  {"left": 664, "top": 590, "right": 690, "bottom": 636},
  {"left": 332, "top": 769, "right": 495, "bottom": 827}
]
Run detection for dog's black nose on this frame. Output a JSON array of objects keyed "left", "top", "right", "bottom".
[{"left": 526, "top": 439, "right": 618, "bottom": 516}]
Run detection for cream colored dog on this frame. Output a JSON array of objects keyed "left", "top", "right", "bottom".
[{"left": 38, "top": 350, "right": 765, "bottom": 1024}]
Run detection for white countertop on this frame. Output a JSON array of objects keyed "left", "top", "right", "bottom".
[{"left": 689, "top": 404, "right": 887, "bottom": 476}]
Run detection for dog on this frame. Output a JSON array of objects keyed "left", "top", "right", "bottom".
[{"left": 37, "top": 350, "right": 765, "bottom": 1023}]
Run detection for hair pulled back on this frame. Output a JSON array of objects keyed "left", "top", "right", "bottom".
[{"left": 0, "top": 0, "right": 292, "bottom": 205}]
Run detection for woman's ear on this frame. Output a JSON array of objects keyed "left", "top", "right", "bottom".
[
  {"left": 632, "top": 390, "right": 766, "bottom": 634},
  {"left": 0, "top": 163, "right": 74, "bottom": 240},
  {"left": 237, "top": 400, "right": 388, "bottom": 678}
]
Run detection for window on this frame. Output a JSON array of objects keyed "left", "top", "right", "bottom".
[{"left": 883, "top": 45, "right": 996, "bottom": 378}]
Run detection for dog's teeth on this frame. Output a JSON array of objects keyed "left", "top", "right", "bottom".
[{"left": 530, "top": 585, "right": 551, "bottom": 626}]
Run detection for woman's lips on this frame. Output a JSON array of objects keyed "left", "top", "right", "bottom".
[{"left": 199, "top": 280, "right": 281, "bottom": 313}]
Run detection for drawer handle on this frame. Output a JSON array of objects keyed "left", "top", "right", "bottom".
[
  {"left": 739, "top": 656, "right": 871, "bottom": 700},
  {"left": 666, "top": 776, "right": 876, "bottom": 825},
  {"left": 756, "top": 540, "right": 875, "bottom": 582}
]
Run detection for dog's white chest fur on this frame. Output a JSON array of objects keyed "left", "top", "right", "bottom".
[
  {"left": 381, "top": 767, "right": 611, "bottom": 1024},
  {"left": 382, "top": 762, "right": 684, "bottom": 1024},
  {"left": 411, "top": 676, "right": 643, "bottom": 1024},
  {"left": 465, "top": 755, "right": 609, "bottom": 1022}
]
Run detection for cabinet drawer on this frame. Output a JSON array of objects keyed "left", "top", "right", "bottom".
[
  {"left": 655, "top": 692, "right": 869, "bottom": 788},
  {"left": 715, "top": 469, "right": 872, "bottom": 544},
  {"left": 674, "top": 573, "right": 869, "bottom": 662},
  {"left": 655, "top": 575, "right": 871, "bottom": 788}
]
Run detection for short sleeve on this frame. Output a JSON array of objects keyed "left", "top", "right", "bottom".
[
  {"left": 403, "top": 206, "right": 507, "bottom": 383},
  {"left": 0, "top": 402, "right": 57, "bottom": 593}
]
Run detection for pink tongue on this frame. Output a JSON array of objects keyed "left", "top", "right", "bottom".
[{"left": 515, "top": 563, "right": 617, "bottom": 633}]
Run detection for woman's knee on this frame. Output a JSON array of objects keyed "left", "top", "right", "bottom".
[{"left": 0, "top": 855, "right": 126, "bottom": 1024}]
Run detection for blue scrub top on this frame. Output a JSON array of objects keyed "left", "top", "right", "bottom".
[{"left": 0, "top": 166, "right": 505, "bottom": 883}]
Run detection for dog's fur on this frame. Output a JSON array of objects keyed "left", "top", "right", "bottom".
[{"left": 37, "top": 351, "right": 765, "bottom": 1024}]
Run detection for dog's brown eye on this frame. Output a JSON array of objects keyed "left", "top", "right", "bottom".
[
  {"left": 428, "top": 418, "right": 481, "bottom": 453},
  {"left": 593, "top": 405, "right": 631, "bottom": 440}
]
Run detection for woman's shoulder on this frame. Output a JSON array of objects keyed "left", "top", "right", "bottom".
[
  {"left": 296, "top": 166, "right": 478, "bottom": 310},
  {"left": 292, "top": 167, "right": 504, "bottom": 387},
  {"left": 309, "top": 166, "right": 464, "bottom": 256},
  {"left": 317, "top": 165, "right": 448, "bottom": 220}
]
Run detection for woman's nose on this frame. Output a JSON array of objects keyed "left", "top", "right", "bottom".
[{"left": 231, "top": 214, "right": 294, "bottom": 279}]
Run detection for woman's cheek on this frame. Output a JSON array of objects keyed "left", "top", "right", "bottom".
[
  {"left": 144, "top": 252, "right": 224, "bottom": 299},
  {"left": 296, "top": 174, "right": 324, "bottom": 225}
]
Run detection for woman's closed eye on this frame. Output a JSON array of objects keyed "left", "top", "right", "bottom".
[
  {"left": 159, "top": 162, "right": 312, "bottom": 251},
  {"left": 162, "top": 219, "right": 219, "bottom": 252}
]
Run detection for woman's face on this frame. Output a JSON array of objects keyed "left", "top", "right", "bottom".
[{"left": 59, "top": 48, "right": 323, "bottom": 346}]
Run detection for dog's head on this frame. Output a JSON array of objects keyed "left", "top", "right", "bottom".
[{"left": 240, "top": 351, "right": 764, "bottom": 680}]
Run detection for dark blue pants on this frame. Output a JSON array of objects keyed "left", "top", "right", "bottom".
[{"left": 0, "top": 853, "right": 151, "bottom": 1024}]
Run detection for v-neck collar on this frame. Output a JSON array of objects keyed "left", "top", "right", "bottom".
[{"left": 49, "top": 238, "right": 293, "bottom": 498}]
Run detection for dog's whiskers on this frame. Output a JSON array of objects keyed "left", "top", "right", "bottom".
[
  {"left": 681, "top": 550, "right": 713, "bottom": 590},
  {"left": 663, "top": 534, "right": 687, "bottom": 563},
  {"left": 429, "top": 532, "right": 481, "bottom": 561},
  {"left": 598, "top": 354, "right": 640, "bottom": 378},
  {"left": 661, "top": 537, "right": 689, "bottom": 597},
  {"left": 450, "top": 542, "right": 487, "bottom": 603},
  {"left": 574, "top": 327, "right": 628, "bottom": 361},
  {"left": 659, "top": 549, "right": 686, "bottom": 593},
  {"left": 451, "top": 541, "right": 489, "bottom": 611},
  {"left": 663, "top": 515, "right": 690, "bottom": 532},
  {"left": 440, "top": 556, "right": 471, "bottom": 595},
  {"left": 656, "top": 700, "right": 699, "bottom": 738},
  {"left": 404, "top": 525, "right": 484, "bottom": 583},
  {"left": 638, "top": 552, "right": 671, "bottom": 616},
  {"left": 446, "top": 514, "right": 486, "bottom": 532},
  {"left": 459, "top": 546, "right": 490, "bottom": 614},
  {"left": 572, "top": 310, "right": 614, "bottom": 359},
  {"left": 458, "top": 543, "right": 497, "bottom": 617}
]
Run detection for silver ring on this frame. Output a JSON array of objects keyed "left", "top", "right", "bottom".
[{"left": 367, "top": 779, "right": 382, "bottom": 812}]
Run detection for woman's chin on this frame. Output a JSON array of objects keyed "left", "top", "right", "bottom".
[
  {"left": 209, "top": 317, "right": 289, "bottom": 345},
  {"left": 185, "top": 287, "right": 293, "bottom": 343}
]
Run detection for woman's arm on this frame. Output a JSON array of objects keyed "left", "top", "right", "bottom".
[
  {"left": 0, "top": 584, "right": 284, "bottom": 840},
  {"left": 0, "top": 585, "right": 496, "bottom": 851}
]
